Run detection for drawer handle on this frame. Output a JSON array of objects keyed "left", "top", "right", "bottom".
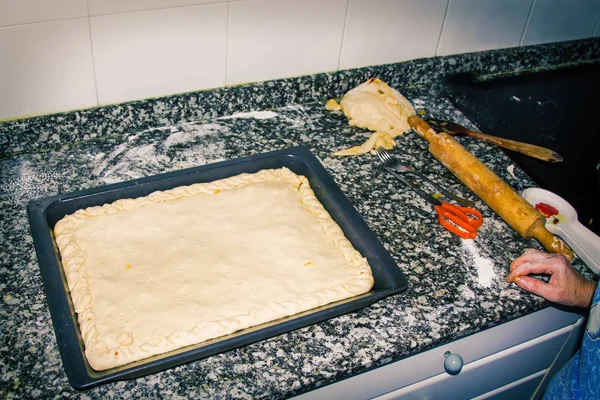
[{"left": 444, "top": 351, "right": 464, "bottom": 375}]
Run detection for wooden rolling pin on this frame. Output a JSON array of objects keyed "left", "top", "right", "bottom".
[{"left": 408, "top": 115, "right": 576, "bottom": 262}]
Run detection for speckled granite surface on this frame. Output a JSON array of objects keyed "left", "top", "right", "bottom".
[{"left": 1, "top": 38, "right": 599, "bottom": 399}]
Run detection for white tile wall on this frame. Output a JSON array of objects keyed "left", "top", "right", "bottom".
[
  {"left": 0, "top": 0, "right": 599, "bottom": 120},
  {"left": 340, "top": 0, "right": 448, "bottom": 70},
  {"left": 437, "top": 0, "right": 534, "bottom": 56},
  {"left": 0, "top": 0, "right": 87, "bottom": 27},
  {"left": 87, "top": 0, "right": 226, "bottom": 16},
  {"left": 227, "top": 0, "right": 348, "bottom": 85},
  {"left": 91, "top": 4, "right": 228, "bottom": 105},
  {"left": 521, "top": 0, "right": 600, "bottom": 46},
  {"left": 0, "top": 18, "right": 97, "bottom": 119}
]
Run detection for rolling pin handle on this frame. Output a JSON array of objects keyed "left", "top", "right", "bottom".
[
  {"left": 408, "top": 115, "right": 438, "bottom": 142},
  {"left": 528, "top": 221, "right": 576, "bottom": 262}
]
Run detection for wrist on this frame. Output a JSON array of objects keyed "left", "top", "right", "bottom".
[{"left": 578, "top": 280, "right": 597, "bottom": 308}]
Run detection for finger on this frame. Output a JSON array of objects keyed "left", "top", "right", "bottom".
[
  {"left": 513, "top": 276, "right": 555, "bottom": 300},
  {"left": 509, "top": 249, "right": 552, "bottom": 273},
  {"left": 506, "top": 258, "right": 558, "bottom": 282},
  {"left": 509, "top": 249, "right": 550, "bottom": 271}
]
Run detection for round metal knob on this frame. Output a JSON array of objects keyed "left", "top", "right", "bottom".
[{"left": 444, "top": 351, "right": 463, "bottom": 375}]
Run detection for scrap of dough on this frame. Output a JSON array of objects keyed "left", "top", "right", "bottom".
[
  {"left": 332, "top": 132, "right": 395, "bottom": 156},
  {"left": 54, "top": 168, "right": 374, "bottom": 371},
  {"left": 325, "top": 99, "right": 342, "bottom": 111},
  {"left": 329, "top": 78, "right": 416, "bottom": 156}
]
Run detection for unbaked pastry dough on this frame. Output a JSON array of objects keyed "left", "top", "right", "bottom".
[
  {"left": 327, "top": 78, "right": 416, "bottom": 156},
  {"left": 54, "top": 168, "right": 374, "bottom": 370}
]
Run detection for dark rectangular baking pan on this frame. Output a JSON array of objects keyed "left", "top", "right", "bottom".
[{"left": 28, "top": 145, "right": 408, "bottom": 390}]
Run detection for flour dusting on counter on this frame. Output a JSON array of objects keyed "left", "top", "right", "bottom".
[
  {"left": 2, "top": 160, "right": 61, "bottom": 205},
  {"left": 218, "top": 110, "right": 279, "bottom": 120},
  {"left": 90, "top": 123, "right": 227, "bottom": 184},
  {"left": 461, "top": 239, "right": 495, "bottom": 287},
  {"left": 507, "top": 164, "right": 517, "bottom": 179}
]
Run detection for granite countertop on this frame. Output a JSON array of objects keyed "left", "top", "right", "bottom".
[{"left": 1, "top": 39, "right": 599, "bottom": 399}]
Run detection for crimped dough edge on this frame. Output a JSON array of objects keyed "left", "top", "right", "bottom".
[{"left": 54, "top": 167, "right": 374, "bottom": 371}]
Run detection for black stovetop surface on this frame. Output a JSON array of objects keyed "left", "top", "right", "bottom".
[{"left": 446, "top": 62, "right": 600, "bottom": 235}]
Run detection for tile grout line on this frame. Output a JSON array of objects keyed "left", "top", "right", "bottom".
[
  {"left": 336, "top": 0, "right": 351, "bottom": 71},
  {"left": 434, "top": 0, "right": 451, "bottom": 57},
  {"left": 224, "top": 1, "right": 231, "bottom": 86},
  {"left": 86, "top": 0, "right": 100, "bottom": 106},
  {"left": 85, "top": 1, "right": 228, "bottom": 18},
  {"left": 519, "top": 0, "right": 536, "bottom": 47},
  {"left": 0, "top": 0, "right": 230, "bottom": 28},
  {"left": 0, "top": 15, "right": 87, "bottom": 29}
]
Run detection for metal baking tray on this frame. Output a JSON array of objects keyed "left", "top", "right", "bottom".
[{"left": 28, "top": 146, "right": 408, "bottom": 390}]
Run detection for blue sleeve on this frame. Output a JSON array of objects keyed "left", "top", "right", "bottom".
[{"left": 544, "top": 281, "right": 600, "bottom": 400}]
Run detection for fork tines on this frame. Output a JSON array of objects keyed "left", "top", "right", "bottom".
[{"left": 375, "top": 147, "right": 394, "bottom": 165}]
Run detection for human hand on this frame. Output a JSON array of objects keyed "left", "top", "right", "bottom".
[{"left": 505, "top": 249, "right": 597, "bottom": 308}]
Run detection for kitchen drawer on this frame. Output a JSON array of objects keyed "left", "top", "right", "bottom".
[
  {"left": 373, "top": 325, "right": 570, "bottom": 400},
  {"left": 294, "top": 307, "right": 582, "bottom": 400},
  {"left": 472, "top": 369, "right": 546, "bottom": 400}
]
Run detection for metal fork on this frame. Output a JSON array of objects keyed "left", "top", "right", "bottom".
[{"left": 376, "top": 147, "right": 475, "bottom": 207}]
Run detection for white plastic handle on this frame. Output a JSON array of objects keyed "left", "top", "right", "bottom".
[
  {"left": 547, "top": 222, "right": 600, "bottom": 275},
  {"left": 521, "top": 187, "right": 600, "bottom": 276}
]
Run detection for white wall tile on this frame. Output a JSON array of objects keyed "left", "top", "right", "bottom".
[
  {"left": 437, "top": 0, "right": 534, "bottom": 56},
  {"left": 0, "top": 19, "right": 97, "bottom": 120},
  {"left": 88, "top": 0, "right": 226, "bottom": 16},
  {"left": 0, "top": 0, "right": 88, "bottom": 27},
  {"left": 227, "top": 0, "right": 348, "bottom": 85},
  {"left": 340, "top": 0, "right": 448, "bottom": 69},
  {"left": 521, "top": 0, "right": 600, "bottom": 46},
  {"left": 90, "top": 4, "right": 228, "bottom": 105}
]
